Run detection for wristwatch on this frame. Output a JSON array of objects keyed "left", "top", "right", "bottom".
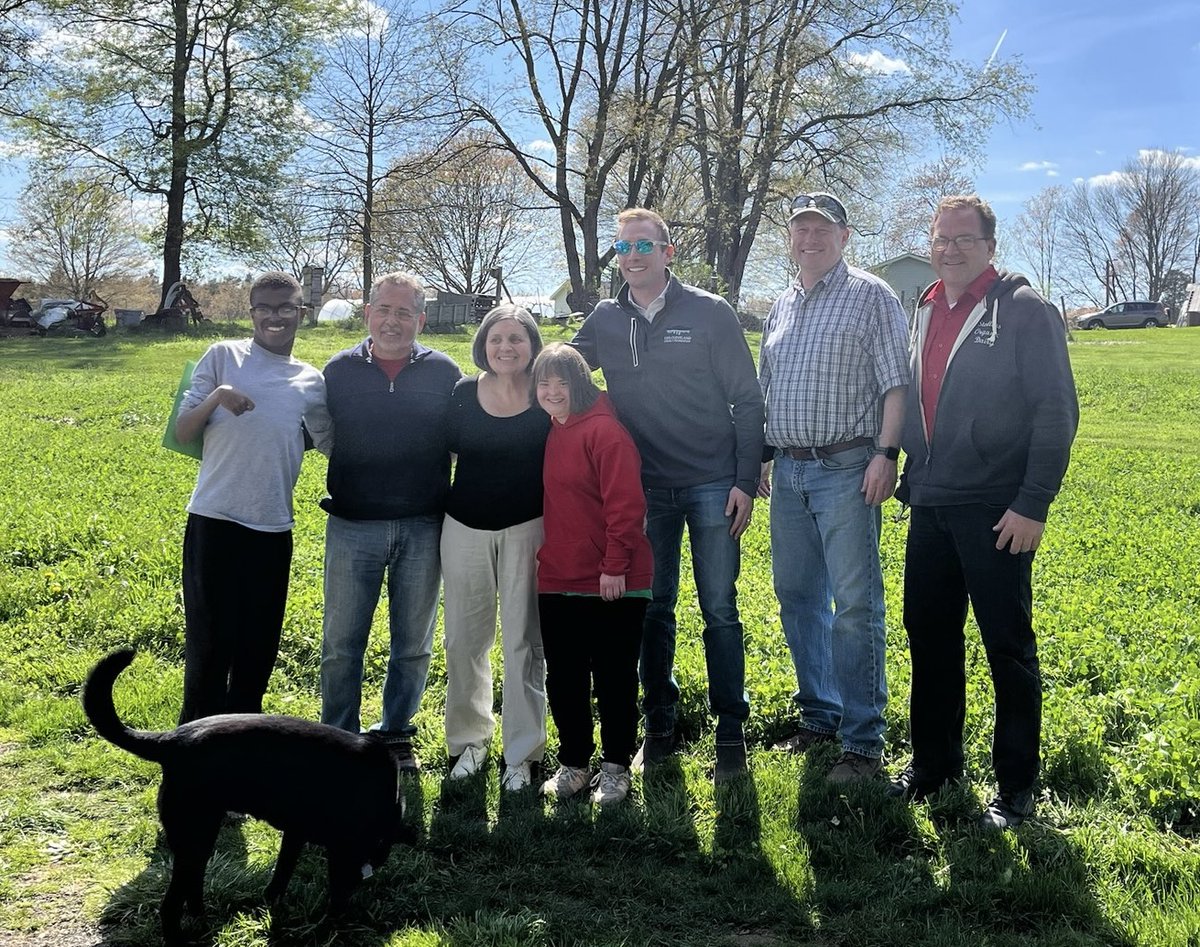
[{"left": 881, "top": 446, "right": 900, "bottom": 461}]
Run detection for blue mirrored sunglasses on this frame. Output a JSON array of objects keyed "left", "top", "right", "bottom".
[{"left": 613, "top": 239, "right": 668, "bottom": 255}]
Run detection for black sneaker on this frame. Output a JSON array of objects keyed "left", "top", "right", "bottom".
[
  {"left": 977, "top": 790, "right": 1035, "bottom": 831},
  {"left": 886, "top": 764, "right": 961, "bottom": 802},
  {"left": 714, "top": 741, "right": 748, "bottom": 785},
  {"left": 770, "top": 729, "right": 836, "bottom": 754},
  {"left": 632, "top": 732, "right": 678, "bottom": 770}
]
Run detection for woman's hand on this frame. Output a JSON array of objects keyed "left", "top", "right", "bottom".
[{"left": 599, "top": 573, "right": 626, "bottom": 601}]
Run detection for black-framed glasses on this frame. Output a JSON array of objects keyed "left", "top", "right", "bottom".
[
  {"left": 932, "top": 234, "right": 988, "bottom": 251},
  {"left": 613, "top": 239, "right": 668, "bottom": 256},
  {"left": 789, "top": 193, "right": 847, "bottom": 222},
  {"left": 249, "top": 303, "right": 300, "bottom": 318}
]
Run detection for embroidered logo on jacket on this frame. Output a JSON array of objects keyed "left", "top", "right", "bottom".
[
  {"left": 971, "top": 321, "right": 997, "bottom": 347},
  {"left": 664, "top": 328, "right": 692, "bottom": 344}
]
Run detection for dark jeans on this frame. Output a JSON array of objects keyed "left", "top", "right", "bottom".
[
  {"left": 903, "top": 503, "right": 1040, "bottom": 794},
  {"left": 642, "top": 480, "right": 749, "bottom": 745},
  {"left": 179, "top": 514, "right": 292, "bottom": 724},
  {"left": 539, "top": 594, "right": 646, "bottom": 769}
]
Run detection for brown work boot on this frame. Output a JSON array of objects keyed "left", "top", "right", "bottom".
[
  {"left": 826, "top": 751, "right": 882, "bottom": 785},
  {"left": 771, "top": 728, "right": 836, "bottom": 754}
]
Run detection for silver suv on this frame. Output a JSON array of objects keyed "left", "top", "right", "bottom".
[{"left": 1080, "top": 301, "right": 1169, "bottom": 329}]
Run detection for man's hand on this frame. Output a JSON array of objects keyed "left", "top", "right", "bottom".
[
  {"left": 860, "top": 454, "right": 897, "bottom": 507},
  {"left": 757, "top": 461, "right": 772, "bottom": 499},
  {"left": 599, "top": 573, "right": 626, "bottom": 601},
  {"left": 215, "top": 385, "right": 255, "bottom": 416},
  {"left": 993, "top": 509, "right": 1045, "bottom": 553},
  {"left": 725, "top": 486, "right": 754, "bottom": 538}
]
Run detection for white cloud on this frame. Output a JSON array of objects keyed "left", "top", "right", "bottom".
[
  {"left": 1088, "top": 170, "right": 1126, "bottom": 188},
  {"left": 527, "top": 140, "right": 556, "bottom": 155},
  {"left": 846, "top": 50, "right": 911, "bottom": 75},
  {"left": 1047, "top": 170, "right": 1059, "bottom": 178},
  {"left": 1018, "top": 160, "right": 1059, "bottom": 173},
  {"left": 1137, "top": 147, "right": 1200, "bottom": 170}
]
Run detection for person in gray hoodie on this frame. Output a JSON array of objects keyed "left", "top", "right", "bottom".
[{"left": 892, "top": 195, "right": 1078, "bottom": 830}]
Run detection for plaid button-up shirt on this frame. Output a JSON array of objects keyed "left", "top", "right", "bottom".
[{"left": 760, "top": 258, "right": 910, "bottom": 449}]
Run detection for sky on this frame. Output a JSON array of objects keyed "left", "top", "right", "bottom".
[{"left": 0, "top": 0, "right": 1197, "bottom": 289}]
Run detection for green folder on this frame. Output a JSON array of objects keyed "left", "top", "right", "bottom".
[{"left": 162, "top": 360, "right": 203, "bottom": 460}]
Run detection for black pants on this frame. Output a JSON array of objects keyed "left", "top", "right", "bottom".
[
  {"left": 539, "top": 594, "right": 646, "bottom": 769},
  {"left": 179, "top": 514, "right": 293, "bottom": 724},
  {"left": 903, "top": 504, "right": 1040, "bottom": 795}
]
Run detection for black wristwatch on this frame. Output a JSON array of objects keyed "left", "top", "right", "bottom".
[{"left": 881, "top": 445, "right": 900, "bottom": 462}]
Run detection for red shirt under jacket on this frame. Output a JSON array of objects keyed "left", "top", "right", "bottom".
[{"left": 921, "top": 265, "right": 998, "bottom": 438}]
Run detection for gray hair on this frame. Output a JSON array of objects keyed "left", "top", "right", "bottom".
[{"left": 371, "top": 271, "right": 426, "bottom": 312}]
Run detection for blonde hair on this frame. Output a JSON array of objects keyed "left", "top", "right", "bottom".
[{"left": 616, "top": 208, "right": 671, "bottom": 245}]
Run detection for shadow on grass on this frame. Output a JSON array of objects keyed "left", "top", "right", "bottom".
[{"left": 791, "top": 752, "right": 1135, "bottom": 946}]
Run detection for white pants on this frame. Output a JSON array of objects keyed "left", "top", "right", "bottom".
[{"left": 440, "top": 514, "right": 546, "bottom": 765}]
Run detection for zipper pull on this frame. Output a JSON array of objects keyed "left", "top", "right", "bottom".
[{"left": 389, "top": 380, "right": 395, "bottom": 393}]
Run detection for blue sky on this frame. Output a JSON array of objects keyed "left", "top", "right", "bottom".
[
  {"left": 952, "top": 0, "right": 1198, "bottom": 217},
  {"left": 1, "top": 0, "right": 1197, "bottom": 282}
]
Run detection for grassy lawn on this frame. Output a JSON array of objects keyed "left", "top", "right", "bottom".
[{"left": 0, "top": 321, "right": 1197, "bottom": 946}]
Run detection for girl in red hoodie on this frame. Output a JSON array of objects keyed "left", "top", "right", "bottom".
[{"left": 531, "top": 343, "right": 654, "bottom": 805}]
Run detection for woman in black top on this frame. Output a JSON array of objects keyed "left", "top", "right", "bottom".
[{"left": 442, "top": 304, "right": 550, "bottom": 791}]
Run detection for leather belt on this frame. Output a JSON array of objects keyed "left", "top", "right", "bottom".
[{"left": 782, "top": 436, "right": 873, "bottom": 460}]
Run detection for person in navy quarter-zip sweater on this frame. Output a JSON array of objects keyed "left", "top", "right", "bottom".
[
  {"left": 319, "top": 272, "right": 462, "bottom": 770},
  {"left": 894, "top": 195, "right": 1078, "bottom": 832},
  {"left": 572, "top": 207, "right": 764, "bottom": 783}
]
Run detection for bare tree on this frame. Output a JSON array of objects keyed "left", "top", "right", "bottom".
[
  {"left": 248, "top": 184, "right": 357, "bottom": 295},
  {"left": 1011, "top": 185, "right": 1065, "bottom": 298},
  {"left": 303, "top": 0, "right": 460, "bottom": 298},
  {"left": 374, "top": 135, "right": 555, "bottom": 295},
  {"left": 11, "top": 169, "right": 147, "bottom": 298},
  {"left": 1060, "top": 150, "right": 1200, "bottom": 304},
  {"left": 883, "top": 156, "right": 976, "bottom": 257},
  {"left": 445, "top": 0, "right": 685, "bottom": 299}
]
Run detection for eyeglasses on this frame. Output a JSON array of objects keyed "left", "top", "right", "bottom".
[
  {"left": 932, "top": 234, "right": 987, "bottom": 251},
  {"left": 613, "top": 239, "right": 668, "bottom": 255},
  {"left": 249, "top": 303, "right": 300, "bottom": 318},
  {"left": 370, "top": 305, "right": 419, "bottom": 321},
  {"left": 789, "top": 193, "right": 847, "bottom": 221}
]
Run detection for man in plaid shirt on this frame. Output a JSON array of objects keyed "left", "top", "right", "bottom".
[{"left": 758, "top": 192, "right": 910, "bottom": 783}]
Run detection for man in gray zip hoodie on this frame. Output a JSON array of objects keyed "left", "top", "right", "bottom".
[
  {"left": 572, "top": 207, "right": 765, "bottom": 783},
  {"left": 893, "top": 195, "right": 1078, "bottom": 830}
]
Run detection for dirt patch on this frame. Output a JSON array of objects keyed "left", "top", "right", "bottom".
[{"left": 0, "top": 924, "right": 107, "bottom": 947}]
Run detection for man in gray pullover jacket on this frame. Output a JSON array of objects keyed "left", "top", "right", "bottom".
[
  {"left": 893, "top": 195, "right": 1078, "bottom": 830},
  {"left": 573, "top": 207, "right": 764, "bottom": 783}
]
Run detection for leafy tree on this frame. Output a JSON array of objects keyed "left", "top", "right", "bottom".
[
  {"left": 2, "top": 0, "right": 324, "bottom": 306},
  {"left": 10, "top": 169, "right": 147, "bottom": 298}
]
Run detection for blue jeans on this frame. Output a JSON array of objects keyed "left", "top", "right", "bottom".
[
  {"left": 769, "top": 448, "right": 887, "bottom": 758},
  {"left": 642, "top": 479, "right": 749, "bottom": 746},
  {"left": 320, "top": 513, "right": 442, "bottom": 736}
]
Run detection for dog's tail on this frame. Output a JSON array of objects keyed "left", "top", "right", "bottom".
[{"left": 82, "top": 648, "right": 172, "bottom": 764}]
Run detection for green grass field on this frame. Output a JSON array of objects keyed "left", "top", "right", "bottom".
[{"left": 0, "top": 322, "right": 1197, "bottom": 946}]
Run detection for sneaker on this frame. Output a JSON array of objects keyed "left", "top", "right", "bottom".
[
  {"left": 590, "top": 762, "right": 631, "bottom": 806},
  {"left": 501, "top": 761, "right": 533, "bottom": 792},
  {"left": 714, "top": 741, "right": 748, "bottom": 785},
  {"left": 771, "top": 729, "right": 836, "bottom": 754},
  {"left": 886, "top": 764, "right": 961, "bottom": 802},
  {"left": 827, "top": 751, "right": 882, "bottom": 785},
  {"left": 632, "top": 732, "right": 678, "bottom": 770},
  {"left": 541, "top": 764, "right": 591, "bottom": 800},
  {"left": 449, "top": 744, "right": 487, "bottom": 780},
  {"left": 978, "top": 790, "right": 1035, "bottom": 831}
]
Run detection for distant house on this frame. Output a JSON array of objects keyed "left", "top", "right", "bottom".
[
  {"left": 866, "top": 253, "right": 935, "bottom": 315},
  {"left": 1181, "top": 284, "right": 1200, "bottom": 327},
  {"left": 549, "top": 279, "right": 573, "bottom": 317}
]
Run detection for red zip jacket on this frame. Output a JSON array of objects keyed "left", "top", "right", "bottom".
[{"left": 537, "top": 394, "right": 654, "bottom": 594}]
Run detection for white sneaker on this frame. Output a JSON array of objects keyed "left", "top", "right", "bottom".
[
  {"left": 449, "top": 744, "right": 487, "bottom": 779},
  {"left": 540, "top": 764, "right": 591, "bottom": 800},
  {"left": 501, "top": 761, "right": 532, "bottom": 792},
  {"left": 590, "top": 762, "right": 631, "bottom": 806}
]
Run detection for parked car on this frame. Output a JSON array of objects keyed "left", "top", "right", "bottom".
[{"left": 1079, "top": 301, "right": 1169, "bottom": 329}]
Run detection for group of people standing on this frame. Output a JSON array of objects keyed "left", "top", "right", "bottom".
[{"left": 172, "top": 191, "right": 1078, "bottom": 830}]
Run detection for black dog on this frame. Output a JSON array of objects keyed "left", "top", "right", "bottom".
[{"left": 83, "top": 648, "right": 411, "bottom": 942}]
